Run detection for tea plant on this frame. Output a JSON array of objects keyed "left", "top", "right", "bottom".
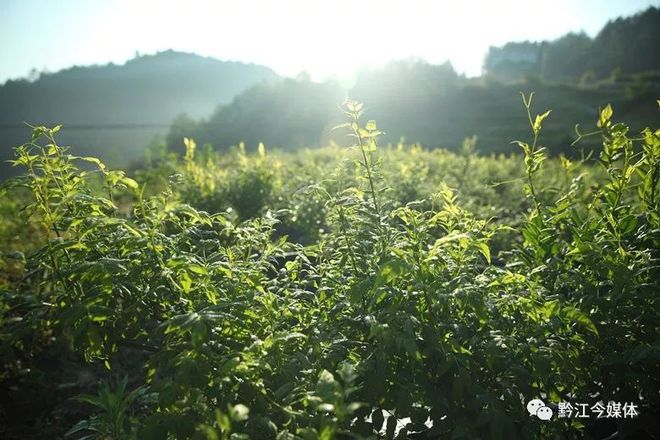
[{"left": 0, "top": 97, "right": 658, "bottom": 439}]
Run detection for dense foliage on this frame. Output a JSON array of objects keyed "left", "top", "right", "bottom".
[
  {"left": 484, "top": 7, "right": 660, "bottom": 82},
  {"left": 0, "top": 97, "right": 658, "bottom": 439}
]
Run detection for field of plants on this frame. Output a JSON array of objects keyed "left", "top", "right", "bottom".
[{"left": 0, "top": 97, "right": 658, "bottom": 439}]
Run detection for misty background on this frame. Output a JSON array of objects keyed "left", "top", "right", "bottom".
[{"left": 0, "top": 1, "right": 659, "bottom": 177}]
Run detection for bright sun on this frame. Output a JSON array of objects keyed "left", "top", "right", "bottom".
[{"left": 2, "top": 0, "right": 637, "bottom": 82}]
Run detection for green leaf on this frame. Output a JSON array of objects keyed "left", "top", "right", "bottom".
[
  {"left": 564, "top": 307, "right": 599, "bottom": 336},
  {"left": 533, "top": 110, "right": 551, "bottom": 134},
  {"left": 121, "top": 176, "right": 139, "bottom": 190},
  {"left": 179, "top": 272, "right": 193, "bottom": 294},
  {"left": 448, "top": 339, "right": 472, "bottom": 355},
  {"left": 598, "top": 104, "right": 613, "bottom": 128},
  {"left": 385, "top": 415, "right": 397, "bottom": 440},
  {"left": 374, "top": 258, "right": 407, "bottom": 289},
  {"left": 427, "top": 233, "right": 470, "bottom": 259},
  {"left": 476, "top": 242, "right": 491, "bottom": 264},
  {"left": 371, "top": 409, "right": 384, "bottom": 432},
  {"left": 187, "top": 264, "right": 208, "bottom": 275}
]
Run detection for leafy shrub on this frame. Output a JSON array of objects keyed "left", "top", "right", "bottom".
[{"left": 0, "top": 98, "right": 658, "bottom": 439}]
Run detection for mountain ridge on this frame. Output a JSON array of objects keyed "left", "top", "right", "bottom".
[
  {"left": 0, "top": 50, "right": 280, "bottom": 177},
  {"left": 0, "top": 50, "right": 280, "bottom": 125}
]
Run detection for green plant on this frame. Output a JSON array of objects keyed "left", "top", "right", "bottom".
[
  {"left": 1, "top": 98, "right": 657, "bottom": 439},
  {"left": 65, "top": 378, "right": 147, "bottom": 440}
]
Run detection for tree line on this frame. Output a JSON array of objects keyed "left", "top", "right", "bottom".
[{"left": 165, "top": 7, "right": 660, "bottom": 157}]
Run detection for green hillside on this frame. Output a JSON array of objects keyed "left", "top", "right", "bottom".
[{"left": 0, "top": 51, "right": 279, "bottom": 177}]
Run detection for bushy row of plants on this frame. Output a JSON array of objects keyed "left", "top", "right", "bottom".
[{"left": 0, "top": 97, "right": 658, "bottom": 439}]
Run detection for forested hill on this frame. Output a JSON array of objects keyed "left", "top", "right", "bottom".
[
  {"left": 167, "top": 67, "right": 660, "bottom": 157},
  {"left": 484, "top": 6, "right": 660, "bottom": 83},
  {"left": 167, "top": 7, "right": 660, "bottom": 156},
  {"left": 0, "top": 50, "right": 279, "bottom": 125},
  {"left": 0, "top": 51, "right": 279, "bottom": 177}
]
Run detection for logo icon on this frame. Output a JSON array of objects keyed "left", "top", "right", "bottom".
[{"left": 527, "top": 399, "right": 553, "bottom": 420}]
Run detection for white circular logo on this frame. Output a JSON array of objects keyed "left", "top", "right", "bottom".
[
  {"left": 537, "top": 406, "right": 553, "bottom": 420},
  {"left": 527, "top": 399, "right": 544, "bottom": 416},
  {"left": 527, "top": 399, "right": 553, "bottom": 420}
]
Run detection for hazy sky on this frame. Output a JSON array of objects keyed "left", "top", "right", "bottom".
[{"left": 1, "top": 0, "right": 658, "bottom": 82}]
